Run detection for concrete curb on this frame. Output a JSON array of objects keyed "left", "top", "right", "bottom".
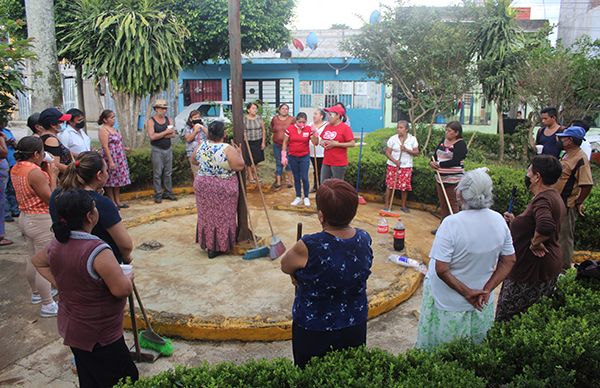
[{"left": 121, "top": 195, "right": 426, "bottom": 341}]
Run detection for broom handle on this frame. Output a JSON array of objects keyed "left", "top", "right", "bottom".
[
  {"left": 388, "top": 141, "right": 403, "bottom": 211},
  {"left": 355, "top": 128, "right": 364, "bottom": 192},
  {"left": 432, "top": 156, "right": 454, "bottom": 216},
  {"left": 243, "top": 137, "right": 276, "bottom": 236},
  {"left": 296, "top": 222, "right": 303, "bottom": 241},
  {"left": 128, "top": 294, "right": 141, "bottom": 359},
  {"left": 132, "top": 280, "right": 153, "bottom": 331},
  {"left": 237, "top": 170, "right": 260, "bottom": 248},
  {"left": 313, "top": 148, "right": 320, "bottom": 189}
]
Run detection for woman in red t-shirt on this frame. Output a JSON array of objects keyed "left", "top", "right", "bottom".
[
  {"left": 312, "top": 105, "right": 356, "bottom": 183},
  {"left": 282, "top": 112, "right": 314, "bottom": 206}
]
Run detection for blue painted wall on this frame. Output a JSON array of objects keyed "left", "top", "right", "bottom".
[{"left": 178, "top": 59, "right": 385, "bottom": 133}]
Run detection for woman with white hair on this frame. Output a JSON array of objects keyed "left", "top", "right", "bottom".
[{"left": 416, "top": 168, "right": 516, "bottom": 349}]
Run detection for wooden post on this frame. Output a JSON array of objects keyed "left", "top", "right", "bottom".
[{"left": 228, "top": 0, "right": 252, "bottom": 241}]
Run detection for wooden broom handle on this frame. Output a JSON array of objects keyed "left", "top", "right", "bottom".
[
  {"left": 243, "top": 137, "right": 276, "bottom": 236},
  {"left": 432, "top": 156, "right": 454, "bottom": 216}
]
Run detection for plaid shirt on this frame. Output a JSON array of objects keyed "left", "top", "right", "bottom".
[{"left": 244, "top": 115, "right": 264, "bottom": 141}]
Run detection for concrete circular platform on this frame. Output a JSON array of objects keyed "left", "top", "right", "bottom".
[{"left": 120, "top": 189, "right": 433, "bottom": 341}]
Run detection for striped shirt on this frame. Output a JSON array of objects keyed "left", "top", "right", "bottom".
[
  {"left": 243, "top": 115, "right": 264, "bottom": 141},
  {"left": 434, "top": 139, "right": 467, "bottom": 185},
  {"left": 10, "top": 161, "right": 50, "bottom": 214}
]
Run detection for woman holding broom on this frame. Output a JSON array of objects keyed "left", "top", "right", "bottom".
[
  {"left": 192, "top": 121, "right": 245, "bottom": 259},
  {"left": 383, "top": 121, "right": 419, "bottom": 214}
]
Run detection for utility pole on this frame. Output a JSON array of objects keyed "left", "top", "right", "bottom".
[
  {"left": 24, "top": 0, "right": 63, "bottom": 111},
  {"left": 228, "top": 0, "right": 252, "bottom": 242}
]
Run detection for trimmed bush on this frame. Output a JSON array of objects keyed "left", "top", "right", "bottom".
[
  {"left": 125, "top": 144, "right": 192, "bottom": 191},
  {"left": 116, "top": 271, "right": 600, "bottom": 387}
]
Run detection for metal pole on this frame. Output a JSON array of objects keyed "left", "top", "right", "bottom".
[{"left": 228, "top": 0, "right": 252, "bottom": 241}]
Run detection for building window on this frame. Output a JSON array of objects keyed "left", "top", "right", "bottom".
[
  {"left": 300, "top": 80, "right": 381, "bottom": 110},
  {"left": 227, "top": 79, "right": 294, "bottom": 112},
  {"left": 183, "top": 80, "right": 222, "bottom": 106}
]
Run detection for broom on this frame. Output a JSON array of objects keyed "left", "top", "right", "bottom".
[
  {"left": 380, "top": 140, "right": 404, "bottom": 218},
  {"left": 356, "top": 127, "right": 367, "bottom": 205},
  {"left": 243, "top": 137, "right": 286, "bottom": 259},
  {"left": 432, "top": 156, "right": 454, "bottom": 216},
  {"left": 133, "top": 281, "right": 174, "bottom": 357},
  {"left": 237, "top": 170, "right": 269, "bottom": 260}
]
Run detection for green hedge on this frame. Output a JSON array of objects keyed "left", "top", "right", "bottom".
[
  {"left": 346, "top": 128, "right": 599, "bottom": 250},
  {"left": 125, "top": 144, "right": 192, "bottom": 191},
  {"left": 115, "top": 271, "right": 600, "bottom": 387}
]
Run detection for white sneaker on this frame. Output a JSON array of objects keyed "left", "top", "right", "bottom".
[
  {"left": 31, "top": 288, "right": 58, "bottom": 304},
  {"left": 40, "top": 301, "right": 59, "bottom": 318},
  {"left": 303, "top": 197, "right": 311, "bottom": 206},
  {"left": 290, "top": 197, "right": 302, "bottom": 206}
]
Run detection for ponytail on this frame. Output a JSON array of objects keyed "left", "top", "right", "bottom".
[
  {"left": 60, "top": 151, "right": 105, "bottom": 190},
  {"left": 51, "top": 189, "right": 95, "bottom": 243}
]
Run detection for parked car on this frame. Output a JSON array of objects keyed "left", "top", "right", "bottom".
[{"left": 175, "top": 101, "right": 232, "bottom": 131}]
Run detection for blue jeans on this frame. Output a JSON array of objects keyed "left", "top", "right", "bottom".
[
  {"left": 273, "top": 143, "right": 290, "bottom": 177},
  {"left": 288, "top": 155, "right": 310, "bottom": 198},
  {"left": 5, "top": 171, "right": 19, "bottom": 216},
  {"left": 0, "top": 160, "right": 9, "bottom": 237}
]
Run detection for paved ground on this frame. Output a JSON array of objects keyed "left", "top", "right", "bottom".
[{"left": 0, "top": 188, "right": 437, "bottom": 387}]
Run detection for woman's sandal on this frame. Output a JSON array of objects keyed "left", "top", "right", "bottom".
[{"left": 0, "top": 238, "right": 13, "bottom": 246}]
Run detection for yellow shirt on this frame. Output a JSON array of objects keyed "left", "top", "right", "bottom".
[{"left": 553, "top": 148, "right": 594, "bottom": 208}]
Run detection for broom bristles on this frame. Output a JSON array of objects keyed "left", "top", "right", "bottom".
[
  {"left": 138, "top": 331, "right": 173, "bottom": 357},
  {"left": 269, "top": 237, "right": 286, "bottom": 259},
  {"left": 379, "top": 210, "right": 401, "bottom": 217},
  {"left": 243, "top": 246, "right": 269, "bottom": 260}
]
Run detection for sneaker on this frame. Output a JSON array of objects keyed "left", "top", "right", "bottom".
[
  {"left": 290, "top": 197, "right": 302, "bottom": 206},
  {"left": 154, "top": 196, "right": 162, "bottom": 204},
  {"left": 31, "top": 288, "right": 58, "bottom": 304},
  {"left": 163, "top": 193, "right": 178, "bottom": 201},
  {"left": 40, "top": 301, "right": 59, "bottom": 318},
  {"left": 4, "top": 215, "right": 14, "bottom": 222},
  {"left": 303, "top": 197, "right": 311, "bottom": 207},
  {"left": 401, "top": 207, "right": 410, "bottom": 213}
]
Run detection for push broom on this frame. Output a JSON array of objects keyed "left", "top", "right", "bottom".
[
  {"left": 380, "top": 141, "right": 404, "bottom": 218},
  {"left": 243, "top": 138, "right": 286, "bottom": 259},
  {"left": 356, "top": 127, "right": 367, "bottom": 205},
  {"left": 133, "top": 281, "right": 174, "bottom": 357},
  {"left": 237, "top": 170, "right": 269, "bottom": 260}
]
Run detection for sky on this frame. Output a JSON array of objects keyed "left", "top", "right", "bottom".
[{"left": 291, "top": 0, "right": 561, "bottom": 38}]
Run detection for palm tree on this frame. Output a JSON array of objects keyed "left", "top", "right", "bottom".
[{"left": 473, "top": 0, "right": 523, "bottom": 161}]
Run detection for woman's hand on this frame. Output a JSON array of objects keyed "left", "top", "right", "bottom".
[
  {"left": 503, "top": 212, "right": 515, "bottom": 224},
  {"left": 281, "top": 150, "right": 288, "bottom": 167},
  {"left": 290, "top": 274, "right": 298, "bottom": 286},
  {"left": 429, "top": 161, "right": 439, "bottom": 170},
  {"left": 530, "top": 242, "right": 548, "bottom": 257},
  {"left": 109, "top": 160, "right": 116, "bottom": 170},
  {"left": 464, "top": 288, "right": 487, "bottom": 311},
  {"left": 261, "top": 140, "right": 266, "bottom": 150},
  {"left": 395, "top": 159, "right": 401, "bottom": 168},
  {"left": 193, "top": 124, "right": 202, "bottom": 134},
  {"left": 324, "top": 140, "right": 339, "bottom": 149}
]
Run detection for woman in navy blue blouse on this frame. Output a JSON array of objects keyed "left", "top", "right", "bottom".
[{"left": 281, "top": 179, "right": 373, "bottom": 368}]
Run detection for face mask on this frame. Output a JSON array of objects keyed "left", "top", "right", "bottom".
[
  {"left": 524, "top": 175, "right": 532, "bottom": 190},
  {"left": 75, "top": 121, "right": 85, "bottom": 129},
  {"left": 192, "top": 119, "right": 203, "bottom": 125},
  {"left": 57, "top": 122, "right": 67, "bottom": 132}
]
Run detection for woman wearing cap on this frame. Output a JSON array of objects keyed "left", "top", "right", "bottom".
[
  {"left": 11, "top": 136, "right": 60, "bottom": 317},
  {"left": 311, "top": 105, "right": 355, "bottom": 183},
  {"left": 98, "top": 110, "right": 131, "bottom": 208},
  {"left": 38, "top": 108, "right": 73, "bottom": 173},
  {"left": 281, "top": 179, "right": 373, "bottom": 368},
  {"left": 416, "top": 168, "right": 516, "bottom": 349},
  {"left": 270, "top": 103, "right": 294, "bottom": 190},
  {"left": 496, "top": 155, "right": 565, "bottom": 322},
  {"left": 242, "top": 102, "right": 266, "bottom": 184},
  {"left": 308, "top": 109, "right": 327, "bottom": 192}
]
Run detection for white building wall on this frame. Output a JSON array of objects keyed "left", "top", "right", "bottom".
[{"left": 558, "top": 0, "right": 600, "bottom": 47}]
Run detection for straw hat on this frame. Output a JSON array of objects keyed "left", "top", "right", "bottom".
[{"left": 153, "top": 99, "right": 168, "bottom": 109}]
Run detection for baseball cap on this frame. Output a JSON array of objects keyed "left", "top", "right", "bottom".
[
  {"left": 556, "top": 126, "right": 586, "bottom": 141},
  {"left": 38, "top": 108, "right": 72, "bottom": 127},
  {"left": 325, "top": 105, "right": 346, "bottom": 116}
]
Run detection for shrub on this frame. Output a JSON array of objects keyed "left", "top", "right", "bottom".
[{"left": 125, "top": 144, "right": 192, "bottom": 191}]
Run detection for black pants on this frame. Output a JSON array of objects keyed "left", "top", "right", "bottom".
[
  {"left": 310, "top": 156, "right": 324, "bottom": 190},
  {"left": 292, "top": 321, "right": 367, "bottom": 368},
  {"left": 71, "top": 336, "right": 139, "bottom": 388}
]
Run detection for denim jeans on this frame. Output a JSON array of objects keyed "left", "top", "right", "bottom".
[
  {"left": 0, "top": 160, "right": 8, "bottom": 236},
  {"left": 288, "top": 155, "right": 310, "bottom": 198},
  {"left": 273, "top": 143, "right": 290, "bottom": 177},
  {"left": 5, "top": 170, "right": 19, "bottom": 216}
]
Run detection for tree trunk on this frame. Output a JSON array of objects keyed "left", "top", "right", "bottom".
[
  {"left": 228, "top": 0, "right": 252, "bottom": 242},
  {"left": 94, "top": 77, "right": 105, "bottom": 112},
  {"left": 24, "top": 0, "right": 63, "bottom": 111},
  {"left": 497, "top": 103, "right": 505, "bottom": 162},
  {"left": 423, "top": 110, "right": 436, "bottom": 155},
  {"left": 112, "top": 88, "right": 142, "bottom": 148},
  {"left": 75, "top": 64, "right": 86, "bottom": 130}
]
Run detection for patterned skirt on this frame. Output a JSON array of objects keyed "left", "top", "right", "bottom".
[
  {"left": 385, "top": 165, "right": 412, "bottom": 191},
  {"left": 194, "top": 174, "right": 238, "bottom": 252},
  {"left": 416, "top": 278, "right": 494, "bottom": 349},
  {"left": 495, "top": 277, "right": 557, "bottom": 322}
]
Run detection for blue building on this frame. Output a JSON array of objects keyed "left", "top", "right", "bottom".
[{"left": 178, "top": 29, "right": 385, "bottom": 132}]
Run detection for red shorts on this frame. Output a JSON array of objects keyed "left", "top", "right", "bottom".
[{"left": 385, "top": 165, "right": 412, "bottom": 191}]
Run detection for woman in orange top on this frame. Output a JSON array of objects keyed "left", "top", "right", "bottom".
[{"left": 11, "top": 136, "right": 59, "bottom": 317}]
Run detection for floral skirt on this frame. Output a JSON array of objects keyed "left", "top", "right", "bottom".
[
  {"left": 416, "top": 278, "right": 494, "bottom": 349},
  {"left": 385, "top": 165, "right": 412, "bottom": 191},
  {"left": 194, "top": 174, "right": 238, "bottom": 252},
  {"left": 495, "top": 277, "right": 557, "bottom": 322}
]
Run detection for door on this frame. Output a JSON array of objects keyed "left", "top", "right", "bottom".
[{"left": 183, "top": 80, "right": 222, "bottom": 106}]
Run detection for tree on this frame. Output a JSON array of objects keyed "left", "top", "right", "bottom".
[
  {"left": 60, "top": 0, "right": 189, "bottom": 147},
  {"left": 168, "top": 0, "right": 294, "bottom": 67},
  {"left": 472, "top": 0, "right": 523, "bottom": 161},
  {"left": 345, "top": 5, "right": 475, "bottom": 140},
  {"left": 24, "top": 0, "right": 63, "bottom": 111},
  {"left": 0, "top": 18, "right": 35, "bottom": 120}
]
